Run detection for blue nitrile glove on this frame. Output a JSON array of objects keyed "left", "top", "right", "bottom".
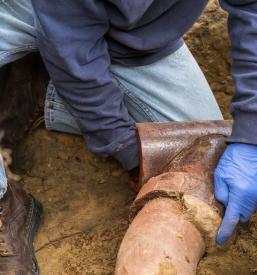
[{"left": 214, "top": 143, "right": 257, "bottom": 244}]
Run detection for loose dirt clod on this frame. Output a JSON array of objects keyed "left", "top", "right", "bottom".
[{"left": 157, "top": 258, "right": 178, "bottom": 275}]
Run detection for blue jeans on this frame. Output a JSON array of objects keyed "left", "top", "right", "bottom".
[
  {"left": 45, "top": 45, "right": 223, "bottom": 134},
  {"left": 0, "top": 0, "right": 223, "bottom": 198}
]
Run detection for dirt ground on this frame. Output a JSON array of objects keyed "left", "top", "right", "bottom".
[{"left": 14, "top": 1, "right": 257, "bottom": 274}]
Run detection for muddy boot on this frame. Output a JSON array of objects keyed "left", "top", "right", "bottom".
[
  {"left": 0, "top": 180, "right": 42, "bottom": 274},
  {"left": 0, "top": 53, "right": 49, "bottom": 151}
]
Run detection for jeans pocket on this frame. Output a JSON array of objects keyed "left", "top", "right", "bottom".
[{"left": 116, "top": 80, "right": 158, "bottom": 122}]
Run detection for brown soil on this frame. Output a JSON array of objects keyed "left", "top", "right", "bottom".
[
  {"left": 14, "top": 1, "right": 257, "bottom": 274},
  {"left": 16, "top": 130, "right": 134, "bottom": 274}
]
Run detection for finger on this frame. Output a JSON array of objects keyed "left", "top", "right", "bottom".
[
  {"left": 216, "top": 201, "right": 240, "bottom": 244},
  {"left": 214, "top": 171, "right": 229, "bottom": 207}
]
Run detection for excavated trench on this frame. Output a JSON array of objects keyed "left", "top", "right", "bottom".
[{"left": 14, "top": 1, "right": 257, "bottom": 274}]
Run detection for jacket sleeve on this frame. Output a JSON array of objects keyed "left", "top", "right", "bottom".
[
  {"left": 31, "top": 0, "right": 139, "bottom": 170},
  {"left": 220, "top": 0, "right": 257, "bottom": 144}
]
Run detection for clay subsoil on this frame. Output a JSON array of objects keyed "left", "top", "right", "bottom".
[{"left": 14, "top": 1, "right": 257, "bottom": 274}]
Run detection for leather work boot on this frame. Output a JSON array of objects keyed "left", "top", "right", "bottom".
[
  {"left": 0, "top": 180, "right": 43, "bottom": 274},
  {"left": 0, "top": 54, "right": 47, "bottom": 274},
  {"left": 0, "top": 53, "right": 49, "bottom": 151}
]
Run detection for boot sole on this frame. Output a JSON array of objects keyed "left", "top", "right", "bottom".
[{"left": 28, "top": 195, "right": 43, "bottom": 275}]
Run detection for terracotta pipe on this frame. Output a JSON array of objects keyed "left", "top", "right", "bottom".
[
  {"left": 136, "top": 120, "right": 232, "bottom": 186},
  {"left": 115, "top": 120, "right": 233, "bottom": 275}
]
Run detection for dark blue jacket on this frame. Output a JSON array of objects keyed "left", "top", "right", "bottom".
[{"left": 32, "top": 0, "right": 257, "bottom": 170}]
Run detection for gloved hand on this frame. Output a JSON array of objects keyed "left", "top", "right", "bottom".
[{"left": 214, "top": 143, "right": 257, "bottom": 244}]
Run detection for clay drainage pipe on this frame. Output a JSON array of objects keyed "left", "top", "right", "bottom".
[{"left": 115, "top": 120, "right": 233, "bottom": 275}]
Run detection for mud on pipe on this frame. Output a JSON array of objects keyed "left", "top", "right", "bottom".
[{"left": 115, "top": 120, "right": 233, "bottom": 275}]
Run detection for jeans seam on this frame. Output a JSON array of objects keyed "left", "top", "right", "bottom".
[
  {"left": 46, "top": 81, "right": 56, "bottom": 98},
  {"left": 45, "top": 100, "right": 66, "bottom": 111},
  {"left": 46, "top": 82, "right": 66, "bottom": 111},
  {"left": 44, "top": 106, "right": 53, "bottom": 130},
  {"left": 115, "top": 79, "right": 157, "bottom": 122},
  {"left": 0, "top": 45, "right": 37, "bottom": 56},
  {"left": 0, "top": 46, "right": 37, "bottom": 64}
]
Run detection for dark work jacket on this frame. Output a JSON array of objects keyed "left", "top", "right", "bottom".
[{"left": 32, "top": 0, "right": 257, "bottom": 170}]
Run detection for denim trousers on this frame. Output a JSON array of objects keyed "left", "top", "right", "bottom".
[{"left": 0, "top": 0, "right": 223, "bottom": 199}]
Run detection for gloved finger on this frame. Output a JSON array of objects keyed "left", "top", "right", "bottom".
[
  {"left": 216, "top": 201, "right": 240, "bottom": 244},
  {"left": 214, "top": 171, "right": 229, "bottom": 207}
]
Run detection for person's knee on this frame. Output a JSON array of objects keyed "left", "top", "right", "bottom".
[{"left": 0, "top": 0, "right": 37, "bottom": 65}]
